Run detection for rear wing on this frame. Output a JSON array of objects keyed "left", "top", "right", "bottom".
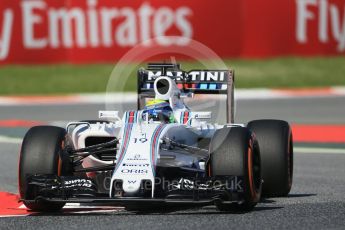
[{"left": 137, "top": 63, "right": 235, "bottom": 123}]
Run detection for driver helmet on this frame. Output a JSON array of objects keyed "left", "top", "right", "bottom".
[{"left": 142, "top": 99, "right": 175, "bottom": 123}]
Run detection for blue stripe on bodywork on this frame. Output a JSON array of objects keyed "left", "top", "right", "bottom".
[
  {"left": 209, "top": 84, "right": 216, "bottom": 90},
  {"left": 150, "top": 125, "right": 166, "bottom": 176},
  {"left": 134, "top": 111, "right": 138, "bottom": 123},
  {"left": 113, "top": 123, "right": 133, "bottom": 174},
  {"left": 199, "top": 84, "right": 208, "bottom": 89}
]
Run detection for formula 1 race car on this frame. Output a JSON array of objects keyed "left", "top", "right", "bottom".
[{"left": 19, "top": 63, "right": 293, "bottom": 212}]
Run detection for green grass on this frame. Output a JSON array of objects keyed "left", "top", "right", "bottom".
[{"left": 0, "top": 57, "right": 344, "bottom": 95}]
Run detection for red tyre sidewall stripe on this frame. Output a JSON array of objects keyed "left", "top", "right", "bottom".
[{"left": 247, "top": 141, "right": 255, "bottom": 199}]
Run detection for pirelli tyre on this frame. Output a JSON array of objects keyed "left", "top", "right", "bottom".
[
  {"left": 247, "top": 119, "right": 293, "bottom": 197},
  {"left": 18, "top": 126, "right": 72, "bottom": 212},
  {"left": 209, "top": 127, "right": 262, "bottom": 212}
]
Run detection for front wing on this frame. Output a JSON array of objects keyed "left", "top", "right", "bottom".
[{"left": 23, "top": 174, "right": 245, "bottom": 207}]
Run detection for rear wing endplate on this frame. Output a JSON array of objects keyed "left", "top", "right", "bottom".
[{"left": 137, "top": 63, "right": 235, "bottom": 123}]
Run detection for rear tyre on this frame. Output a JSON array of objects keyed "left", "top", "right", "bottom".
[
  {"left": 19, "top": 126, "right": 72, "bottom": 212},
  {"left": 247, "top": 120, "right": 293, "bottom": 197},
  {"left": 209, "top": 127, "right": 262, "bottom": 212}
]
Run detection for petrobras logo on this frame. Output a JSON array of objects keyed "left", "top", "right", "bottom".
[
  {"left": 147, "top": 70, "right": 228, "bottom": 82},
  {"left": 122, "top": 163, "right": 150, "bottom": 167}
]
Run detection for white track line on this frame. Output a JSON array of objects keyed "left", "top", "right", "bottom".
[
  {"left": 0, "top": 136, "right": 22, "bottom": 144},
  {"left": 295, "top": 147, "right": 345, "bottom": 154},
  {"left": 0, "top": 214, "right": 28, "bottom": 218}
]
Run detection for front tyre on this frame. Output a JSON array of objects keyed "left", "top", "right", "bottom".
[
  {"left": 209, "top": 127, "right": 262, "bottom": 212},
  {"left": 19, "top": 126, "right": 71, "bottom": 212}
]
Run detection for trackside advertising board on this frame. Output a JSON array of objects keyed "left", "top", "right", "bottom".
[{"left": 0, "top": 0, "right": 344, "bottom": 64}]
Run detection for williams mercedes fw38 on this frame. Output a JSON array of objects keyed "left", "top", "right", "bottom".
[{"left": 19, "top": 63, "right": 293, "bottom": 212}]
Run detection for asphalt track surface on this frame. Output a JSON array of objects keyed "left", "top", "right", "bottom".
[
  {"left": 0, "top": 96, "right": 344, "bottom": 124},
  {"left": 0, "top": 96, "right": 345, "bottom": 229}
]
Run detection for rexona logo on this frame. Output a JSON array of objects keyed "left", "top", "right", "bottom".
[
  {"left": 296, "top": 0, "right": 345, "bottom": 51},
  {"left": 126, "top": 154, "right": 148, "bottom": 161},
  {"left": 0, "top": 0, "right": 193, "bottom": 60}
]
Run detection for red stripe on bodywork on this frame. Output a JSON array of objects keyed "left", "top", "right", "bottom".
[
  {"left": 128, "top": 111, "right": 134, "bottom": 123},
  {"left": 183, "top": 112, "right": 189, "bottom": 124},
  {"left": 292, "top": 124, "right": 345, "bottom": 143},
  {"left": 184, "top": 83, "right": 196, "bottom": 89}
]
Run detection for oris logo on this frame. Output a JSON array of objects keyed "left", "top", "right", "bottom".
[{"left": 121, "top": 169, "right": 149, "bottom": 174}]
